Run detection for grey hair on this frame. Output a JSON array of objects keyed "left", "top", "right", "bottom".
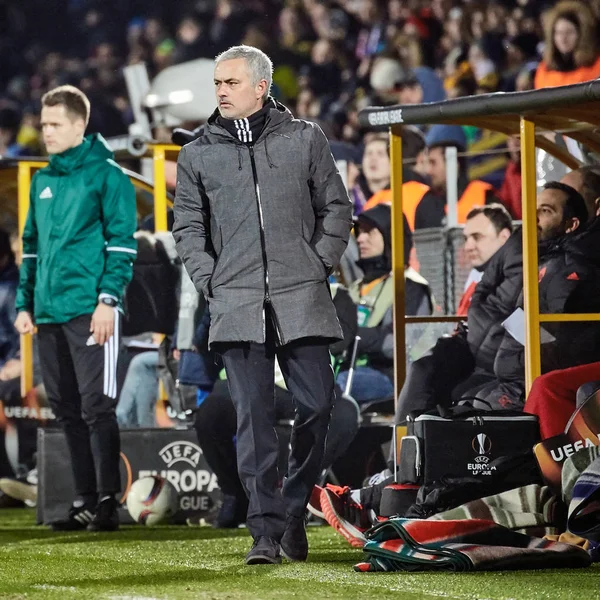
[{"left": 215, "top": 45, "right": 273, "bottom": 100}]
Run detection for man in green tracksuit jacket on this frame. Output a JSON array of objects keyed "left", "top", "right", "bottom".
[{"left": 14, "top": 85, "right": 137, "bottom": 531}]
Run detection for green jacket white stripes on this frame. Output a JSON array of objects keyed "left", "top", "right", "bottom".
[{"left": 16, "top": 133, "right": 137, "bottom": 324}]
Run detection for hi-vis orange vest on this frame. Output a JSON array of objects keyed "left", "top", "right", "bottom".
[
  {"left": 534, "top": 56, "right": 600, "bottom": 89},
  {"left": 362, "top": 180, "right": 430, "bottom": 230},
  {"left": 448, "top": 180, "right": 493, "bottom": 224}
]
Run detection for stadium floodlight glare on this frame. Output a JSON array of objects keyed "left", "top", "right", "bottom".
[
  {"left": 145, "top": 90, "right": 194, "bottom": 108},
  {"left": 143, "top": 58, "right": 216, "bottom": 121}
]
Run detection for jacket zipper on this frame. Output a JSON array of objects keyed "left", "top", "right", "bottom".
[{"left": 248, "top": 146, "right": 283, "bottom": 344}]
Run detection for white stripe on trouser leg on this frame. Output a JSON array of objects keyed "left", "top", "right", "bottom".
[
  {"left": 102, "top": 309, "right": 119, "bottom": 399},
  {"left": 103, "top": 338, "right": 109, "bottom": 396},
  {"left": 104, "top": 329, "right": 113, "bottom": 398},
  {"left": 111, "top": 309, "right": 119, "bottom": 398}
]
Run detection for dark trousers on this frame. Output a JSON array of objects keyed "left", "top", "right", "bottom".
[
  {"left": 0, "top": 377, "right": 38, "bottom": 477},
  {"left": 37, "top": 312, "right": 121, "bottom": 501},
  {"left": 217, "top": 332, "right": 335, "bottom": 540},
  {"left": 194, "top": 379, "right": 359, "bottom": 501}
]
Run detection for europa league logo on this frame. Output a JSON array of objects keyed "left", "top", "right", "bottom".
[{"left": 472, "top": 433, "right": 492, "bottom": 455}]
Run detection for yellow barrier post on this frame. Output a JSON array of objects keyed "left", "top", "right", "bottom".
[
  {"left": 520, "top": 118, "right": 542, "bottom": 394},
  {"left": 152, "top": 145, "right": 170, "bottom": 403},
  {"left": 390, "top": 129, "right": 406, "bottom": 402},
  {"left": 17, "top": 162, "right": 34, "bottom": 397},
  {"left": 153, "top": 145, "right": 168, "bottom": 233}
]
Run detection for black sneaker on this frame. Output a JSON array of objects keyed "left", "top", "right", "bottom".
[
  {"left": 213, "top": 494, "right": 248, "bottom": 528},
  {"left": 87, "top": 496, "right": 119, "bottom": 532},
  {"left": 50, "top": 503, "right": 96, "bottom": 531},
  {"left": 281, "top": 515, "right": 308, "bottom": 562},
  {"left": 245, "top": 536, "right": 282, "bottom": 565}
]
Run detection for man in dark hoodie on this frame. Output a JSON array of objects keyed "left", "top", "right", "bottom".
[
  {"left": 173, "top": 45, "right": 352, "bottom": 565},
  {"left": 465, "top": 180, "right": 595, "bottom": 411},
  {"left": 336, "top": 204, "right": 433, "bottom": 403}
]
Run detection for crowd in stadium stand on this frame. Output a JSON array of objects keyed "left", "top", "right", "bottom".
[
  {"left": 1, "top": 0, "right": 599, "bottom": 217},
  {"left": 3, "top": 1, "right": 600, "bottom": 562}
]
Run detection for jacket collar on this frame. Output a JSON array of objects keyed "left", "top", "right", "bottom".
[{"left": 206, "top": 97, "right": 293, "bottom": 143}]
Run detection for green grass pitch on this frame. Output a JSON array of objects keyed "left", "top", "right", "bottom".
[{"left": 1, "top": 509, "right": 599, "bottom": 599}]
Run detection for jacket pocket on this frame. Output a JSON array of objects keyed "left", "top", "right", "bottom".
[
  {"left": 302, "top": 239, "right": 327, "bottom": 280},
  {"left": 208, "top": 226, "right": 224, "bottom": 295}
]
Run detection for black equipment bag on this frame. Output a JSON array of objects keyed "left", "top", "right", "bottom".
[{"left": 397, "top": 407, "right": 540, "bottom": 486}]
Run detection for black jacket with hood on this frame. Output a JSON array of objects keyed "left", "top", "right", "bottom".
[
  {"left": 494, "top": 219, "right": 600, "bottom": 385},
  {"left": 466, "top": 231, "right": 523, "bottom": 374}
]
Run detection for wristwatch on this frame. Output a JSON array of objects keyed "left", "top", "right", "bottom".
[{"left": 99, "top": 297, "right": 118, "bottom": 307}]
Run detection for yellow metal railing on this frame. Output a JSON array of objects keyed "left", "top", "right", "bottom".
[
  {"left": 17, "top": 161, "right": 47, "bottom": 396},
  {"left": 150, "top": 144, "right": 179, "bottom": 403},
  {"left": 520, "top": 118, "right": 542, "bottom": 395},
  {"left": 16, "top": 147, "right": 178, "bottom": 397},
  {"left": 390, "top": 132, "right": 406, "bottom": 397},
  {"left": 151, "top": 144, "right": 174, "bottom": 233},
  {"left": 389, "top": 116, "right": 600, "bottom": 401},
  {"left": 539, "top": 314, "right": 600, "bottom": 322}
]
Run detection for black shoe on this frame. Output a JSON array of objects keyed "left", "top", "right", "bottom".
[
  {"left": 281, "top": 515, "right": 308, "bottom": 562},
  {"left": 87, "top": 496, "right": 119, "bottom": 532},
  {"left": 50, "top": 503, "right": 96, "bottom": 531},
  {"left": 245, "top": 536, "right": 282, "bottom": 565},
  {"left": 214, "top": 494, "right": 248, "bottom": 528}
]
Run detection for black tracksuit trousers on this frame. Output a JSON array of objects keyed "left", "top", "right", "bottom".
[{"left": 37, "top": 312, "right": 121, "bottom": 502}]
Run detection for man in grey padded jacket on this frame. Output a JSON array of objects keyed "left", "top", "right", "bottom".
[{"left": 172, "top": 45, "right": 352, "bottom": 565}]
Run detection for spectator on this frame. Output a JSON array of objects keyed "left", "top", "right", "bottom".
[
  {"left": 353, "top": 129, "right": 429, "bottom": 230},
  {"left": 0, "top": 108, "right": 29, "bottom": 158},
  {"left": 457, "top": 204, "right": 513, "bottom": 316},
  {"left": 336, "top": 204, "right": 433, "bottom": 404},
  {"left": 172, "top": 15, "right": 211, "bottom": 64},
  {"left": 414, "top": 141, "right": 499, "bottom": 230},
  {"left": 535, "top": 1, "right": 600, "bottom": 89},
  {"left": 394, "top": 205, "right": 514, "bottom": 422},
  {"left": 395, "top": 179, "right": 589, "bottom": 421},
  {"left": 497, "top": 135, "right": 522, "bottom": 220},
  {"left": 466, "top": 181, "right": 595, "bottom": 411},
  {"left": 0, "top": 228, "right": 19, "bottom": 367},
  {"left": 116, "top": 348, "right": 159, "bottom": 429},
  {"left": 369, "top": 57, "right": 467, "bottom": 150},
  {"left": 503, "top": 33, "right": 540, "bottom": 92}
]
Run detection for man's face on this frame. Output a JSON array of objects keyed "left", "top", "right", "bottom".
[
  {"left": 463, "top": 213, "right": 510, "bottom": 267},
  {"left": 362, "top": 140, "right": 390, "bottom": 184},
  {"left": 214, "top": 58, "right": 266, "bottom": 120},
  {"left": 398, "top": 84, "right": 423, "bottom": 105},
  {"left": 426, "top": 147, "right": 446, "bottom": 192},
  {"left": 356, "top": 221, "right": 385, "bottom": 259},
  {"left": 537, "top": 187, "right": 579, "bottom": 241},
  {"left": 41, "top": 104, "right": 85, "bottom": 155}
]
